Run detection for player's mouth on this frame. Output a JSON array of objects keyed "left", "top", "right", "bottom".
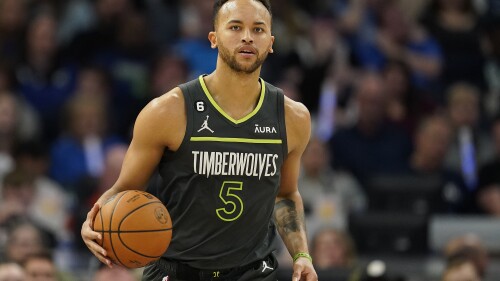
[{"left": 237, "top": 46, "right": 257, "bottom": 57}]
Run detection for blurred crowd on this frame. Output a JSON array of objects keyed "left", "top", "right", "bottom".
[{"left": 0, "top": 0, "right": 499, "bottom": 280}]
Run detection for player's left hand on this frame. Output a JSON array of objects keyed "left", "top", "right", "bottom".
[{"left": 292, "top": 258, "right": 318, "bottom": 281}]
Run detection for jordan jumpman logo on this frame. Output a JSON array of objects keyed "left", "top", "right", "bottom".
[
  {"left": 198, "top": 115, "right": 214, "bottom": 133},
  {"left": 261, "top": 261, "right": 273, "bottom": 272}
]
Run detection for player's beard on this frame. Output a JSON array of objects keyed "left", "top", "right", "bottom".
[{"left": 218, "top": 42, "right": 268, "bottom": 74}]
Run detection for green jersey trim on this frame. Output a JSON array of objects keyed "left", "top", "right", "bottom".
[
  {"left": 190, "top": 137, "right": 282, "bottom": 144},
  {"left": 198, "top": 75, "right": 266, "bottom": 124}
]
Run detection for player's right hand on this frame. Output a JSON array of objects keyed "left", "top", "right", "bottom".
[{"left": 81, "top": 203, "right": 113, "bottom": 268}]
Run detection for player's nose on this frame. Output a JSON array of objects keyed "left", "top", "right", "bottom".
[{"left": 241, "top": 28, "right": 253, "bottom": 43}]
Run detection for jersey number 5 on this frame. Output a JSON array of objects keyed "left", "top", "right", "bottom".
[{"left": 216, "top": 181, "right": 244, "bottom": 221}]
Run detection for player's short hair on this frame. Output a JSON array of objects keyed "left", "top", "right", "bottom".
[{"left": 213, "top": 0, "right": 272, "bottom": 28}]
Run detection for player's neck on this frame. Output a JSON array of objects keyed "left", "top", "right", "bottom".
[{"left": 204, "top": 67, "right": 262, "bottom": 120}]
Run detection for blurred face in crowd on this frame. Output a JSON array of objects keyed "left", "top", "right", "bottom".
[
  {"left": 477, "top": 185, "right": 500, "bottom": 216},
  {"left": 99, "top": 145, "right": 127, "bottom": 192},
  {"left": 447, "top": 84, "right": 480, "bottom": 128},
  {"left": 68, "top": 97, "right": 106, "bottom": 139},
  {"left": 437, "top": 0, "right": 472, "bottom": 12},
  {"left": 0, "top": 92, "right": 17, "bottom": 136},
  {"left": 415, "top": 116, "right": 452, "bottom": 167},
  {"left": 24, "top": 257, "right": 56, "bottom": 281},
  {"left": 76, "top": 68, "right": 110, "bottom": 98},
  {"left": 442, "top": 261, "right": 480, "bottom": 281},
  {"left": 96, "top": 0, "right": 130, "bottom": 21},
  {"left": 356, "top": 74, "right": 387, "bottom": 130},
  {"left": 27, "top": 14, "right": 57, "bottom": 61},
  {"left": 0, "top": 263, "right": 25, "bottom": 281},
  {"left": 384, "top": 62, "right": 410, "bottom": 99},
  {"left": 3, "top": 181, "right": 35, "bottom": 207},
  {"left": 0, "top": 0, "right": 27, "bottom": 33},
  {"left": 117, "top": 12, "right": 148, "bottom": 51},
  {"left": 312, "top": 229, "right": 352, "bottom": 269},
  {"left": 6, "top": 224, "right": 44, "bottom": 264},
  {"left": 93, "top": 267, "right": 136, "bottom": 281},
  {"left": 301, "top": 138, "right": 329, "bottom": 178},
  {"left": 444, "top": 235, "right": 489, "bottom": 277},
  {"left": 209, "top": 0, "right": 274, "bottom": 74},
  {"left": 151, "top": 54, "right": 188, "bottom": 98},
  {"left": 379, "top": 4, "right": 409, "bottom": 43}
]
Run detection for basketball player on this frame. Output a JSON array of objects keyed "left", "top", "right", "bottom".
[{"left": 81, "top": 0, "right": 318, "bottom": 280}]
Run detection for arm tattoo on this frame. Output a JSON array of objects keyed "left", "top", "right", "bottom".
[{"left": 274, "top": 199, "right": 303, "bottom": 234}]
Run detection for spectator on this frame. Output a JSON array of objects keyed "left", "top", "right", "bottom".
[
  {"left": 143, "top": 0, "right": 181, "bottom": 48},
  {"left": 420, "top": 0, "right": 486, "bottom": 92},
  {"left": 13, "top": 141, "right": 71, "bottom": 240},
  {"left": 299, "top": 137, "right": 366, "bottom": 229},
  {"left": 149, "top": 51, "right": 189, "bottom": 100},
  {"left": 333, "top": 0, "right": 385, "bottom": 50},
  {"left": 441, "top": 258, "right": 481, "bottom": 281},
  {"left": 0, "top": 0, "right": 28, "bottom": 66},
  {"left": 65, "top": 0, "right": 133, "bottom": 64},
  {"left": 173, "top": 0, "right": 217, "bottom": 77},
  {"left": 56, "top": 0, "right": 96, "bottom": 46},
  {"left": 382, "top": 60, "right": 436, "bottom": 136},
  {"left": 310, "top": 227, "right": 358, "bottom": 270},
  {"left": 0, "top": 92, "right": 18, "bottom": 179},
  {"left": 444, "top": 83, "right": 492, "bottom": 192},
  {"left": 330, "top": 72, "right": 412, "bottom": 186},
  {"left": 406, "top": 114, "right": 470, "bottom": 213},
  {"left": 0, "top": 90, "right": 40, "bottom": 178},
  {"left": 482, "top": 16, "right": 500, "bottom": 117},
  {"left": 444, "top": 234, "right": 489, "bottom": 279},
  {"left": 0, "top": 169, "right": 36, "bottom": 226},
  {"left": 477, "top": 116, "right": 500, "bottom": 216},
  {"left": 296, "top": 16, "right": 346, "bottom": 114},
  {"left": 0, "top": 63, "right": 17, "bottom": 92},
  {"left": 3, "top": 220, "right": 49, "bottom": 264},
  {"left": 354, "top": 1, "right": 442, "bottom": 91},
  {"left": 72, "top": 65, "right": 127, "bottom": 138},
  {"left": 0, "top": 262, "right": 25, "bottom": 281},
  {"left": 16, "top": 11, "right": 78, "bottom": 142},
  {"left": 49, "top": 94, "right": 122, "bottom": 191},
  {"left": 22, "top": 251, "right": 57, "bottom": 281},
  {"left": 408, "top": 115, "right": 454, "bottom": 174},
  {"left": 92, "top": 266, "right": 138, "bottom": 281},
  {"left": 72, "top": 144, "right": 127, "bottom": 250}
]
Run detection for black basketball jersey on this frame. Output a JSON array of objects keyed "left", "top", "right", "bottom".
[{"left": 155, "top": 75, "right": 288, "bottom": 269}]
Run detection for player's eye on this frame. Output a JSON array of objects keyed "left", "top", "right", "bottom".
[
  {"left": 255, "top": 27, "right": 264, "bottom": 32},
  {"left": 230, "top": 26, "right": 240, "bottom": 31}
]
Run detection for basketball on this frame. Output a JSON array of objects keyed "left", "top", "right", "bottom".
[{"left": 93, "top": 190, "right": 172, "bottom": 268}]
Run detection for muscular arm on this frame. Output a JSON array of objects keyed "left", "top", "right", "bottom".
[
  {"left": 274, "top": 98, "right": 311, "bottom": 260},
  {"left": 81, "top": 88, "right": 186, "bottom": 266},
  {"left": 96, "top": 89, "right": 186, "bottom": 205}
]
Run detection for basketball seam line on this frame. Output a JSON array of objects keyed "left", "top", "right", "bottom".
[
  {"left": 109, "top": 191, "right": 129, "bottom": 267},
  {"left": 117, "top": 199, "right": 171, "bottom": 260}
]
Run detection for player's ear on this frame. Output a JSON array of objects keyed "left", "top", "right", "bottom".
[
  {"left": 269, "top": 35, "right": 275, "bottom": 53},
  {"left": 208, "top": 31, "right": 217, "bottom": 49}
]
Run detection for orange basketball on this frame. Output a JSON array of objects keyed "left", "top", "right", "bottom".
[{"left": 93, "top": 190, "right": 172, "bottom": 268}]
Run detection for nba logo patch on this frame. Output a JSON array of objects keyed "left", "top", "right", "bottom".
[{"left": 162, "top": 276, "right": 169, "bottom": 281}]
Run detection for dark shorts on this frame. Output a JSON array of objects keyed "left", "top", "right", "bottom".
[{"left": 141, "top": 254, "right": 278, "bottom": 281}]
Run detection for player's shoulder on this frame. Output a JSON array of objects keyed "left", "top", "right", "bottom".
[
  {"left": 283, "top": 96, "right": 311, "bottom": 151},
  {"left": 283, "top": 96, "right": 310, "bottom": 128},
  {"left": 133, "top": 87, "right": 186, "bottom": 148},
  {"left": 141, "top": 87, "right": 185, "bottom": 120}
]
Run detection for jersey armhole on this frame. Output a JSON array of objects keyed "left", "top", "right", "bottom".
[
  {"left": 168, "top": 83, "right": 194, "bottom": 159},
  {"left": 276, "top": 88, "right": 288, "bottom": 160}
]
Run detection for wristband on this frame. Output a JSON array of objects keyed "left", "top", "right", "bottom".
[{"left": 293, "top": 252, "right": 312, "bottom": 263}]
